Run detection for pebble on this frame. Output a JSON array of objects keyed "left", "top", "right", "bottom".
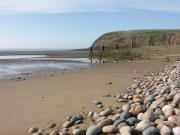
[
  {"left": 172, "top": 127, "right": 180, "bottom": 135},
  {"left": 73, "top": 129, "right": 86, "bottom": 135},
  {"left": 120, "top": 111, "right": 131, "bottom": 120},
  {"left": 28, "top": 62, "right": 180, "bottom": 135},
  {"left": 100, "top": 108, "right": 113, "bottom": 116},
  {"left": 160, "top": 126, "right": 172, "bottom": 135},
  {"left": 119, "top": 126, "right": 132, "bottom": 134},
  {"left": 93, "top": 100, "right": 102, "bottom": 105},
  {"left": 159, "top": 115, "right": 167, "bottom": 121},
  {"left": 143, "top": 111, "right": 155, "bottom": 121},
  {"left": 122, "top": 104, "right": 130, "bottom": 111},
  {"left": 113, "top": 118, "right": 125, "bottom": 126},
  {"left": 86, "top": 125, "right": 102, "bottom": 135},
  {"left": 49, "top": 130, "right": 59, "bottom": 135},
  {"left": 136, "top": 120, "right": 151, "bottom": 132},
  {"left": 46, "top": 122, "right": 56, "bottom": 128},
  {"left": 137, "top": 113, "right": 144, "bottom": 120},
  {"left": 63, "top": 121, "right": 74, "bottom": 128},
  {"left": 102, "top": 125, "right": 118, "bottom": 133},
  {"left": 28, "top": 127, "right": 38, "bottom": 133},
  {"left": 97, "top": 118, "right": 113, "bottom": 127},
  {"left": 126, "top": 117, "right": 136, "bottom": 126},
  {"left": 162, "top": 105, "right": 174, "bottom": 117},
  {"left": 117, "top": 122, "right": 128, "bottom": 130},
  {"left": 177, "top": 114, "right": 180, "bottom": 126},
  {"left": 142, "top": 126, "right": 158, "bottom": 135}
]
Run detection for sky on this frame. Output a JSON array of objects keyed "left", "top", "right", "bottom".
[{"left": 0, "top": 0, "right": 180, "bottom": 49}]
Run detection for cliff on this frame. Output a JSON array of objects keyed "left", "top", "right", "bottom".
[{"left": 92, "top": 29, "right": 180, "bottom": 49}]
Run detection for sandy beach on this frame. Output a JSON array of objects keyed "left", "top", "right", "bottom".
[{"left": 0, "top": 61, "right": 167, "bottom": 135}]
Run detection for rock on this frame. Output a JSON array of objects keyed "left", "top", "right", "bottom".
[
  {"left": 116, "top": 94, "right": 122, "bottom": 98},
  {"left": 102, "top": 125, "right": 118, "bottom": 133},
  {"left": 97, "top": 118, "right": 113, "bottom": 127},
  {"left": 49, "top": 130, "right": 59, "bottom": 135},
  {"left": 172, "top": 127, "right": 180, "bottom": 135},
  {"left": 96, "top": 117, "right": 106, "bottom": 123},
  {"left": 172, "top": 93, "right": 180, "bottom": 107},
  {"left": 143, "top": 111, "right": 155, "bottom": 121},
  {"left": 28, "top": 127, "right": 38, "bottom": 133},
  {"left": 119, "top": 126, "right": 132, "bottom": 134},
  {"left": 174, "top": 109, "right": 180, "bottom": 115},
  {"left": 162, "top": 105, "right": 174, "bottom": 117},
  {"left": 97, "top": 104, "right": 103, "bottom": 108},
  {"left": 160, "top": 126, "right": 172, "bottom": 135},
  {"left": 177, "top": 114, "right": 180, "bottom": 126},
  {"left": 110, "top": 115, "right": 118, "bottom": 121},
  {"left": 174, "top": 81, "right": 180, "bottom": 88},
  {"left": 159, "top": 115, "right": 168, "bottom": 121},
  {"left": 75, "top": 120, "right": 83, "bottom": 124},
  {"left": 137, "top": 113, "right": 144, "bottom": 120},
  {"left": 88, "top": 112, "right": 93, "bottom": 117},
  {"left": 122, "top": 104, "right": 130, "bottom": 111},
  {"left": 126, "top": 117, "right": 136, "bottom": 126},
  {"left": 100, "top": 108, "right": 113, "bottom": 116},
  {"left": 117, "top": 122, "right": 128, "bottom": 130},
  {"left": 154, "top": 119, "right": 163, "bottom": 125},
  {"left": 131, "top": 110, "right": 141, "bottom": 116},
  {"left": 106, "top": 81, "right": 112, "bottom": 85},
  {"left": 76, "top": 114, "right": 84, "bottom": 120},
  {"left": 136, "top": 120, "right": 151, "bottom": 132},
  {"left": 142, "top": 126, "right": 158, "bottom": 135},
  {"left": 154, "top": 108, "right": 163, "bottom": 115},
  {"left": 59, "top": 131, "right": 69, "bottom": 135},
  {"left": 145, "top": 95, "right": 155, "bottom": 102},
  {"left": 120, "top": 111, "right": 131, "bottom": 120},
  {"left": 73, "top": 129, "right": 86, "bottom": 135},
  {"left": 164, "top": 86, "right": 171, "bottom": 91},
  {"left": 93, "top": 100, "right": 102, "bottom": 105},
  {"left": 168, "top": 115, "right": 177, "bottom": 124},
  {"left": 86, "top": 125, "right": 102, "bottom": 135},
  {"left": 113, "top": 118, "right": 125, "bottom": 127},
  {"left": 71, "top": 116, "right": 79, "bottom": 123},
  {"left": 63, "top": 121, "right": 74, "bottom": 128},
  {"left": 46, "top": 123, "right": 56, "bottom": 128},
  {"left": 160, "top": 121, "right": 176, "bottom": 128},
  {"left": 33, "top": 132, "right": 43, "bottom": 135}
]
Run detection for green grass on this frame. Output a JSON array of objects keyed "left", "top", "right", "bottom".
[{"left": 89, "top": 46, "right": 180, "bottom": 61}]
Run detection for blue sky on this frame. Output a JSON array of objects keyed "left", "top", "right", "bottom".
[{"left": 0, "top": 0, "right": 180, "bottom": 49}]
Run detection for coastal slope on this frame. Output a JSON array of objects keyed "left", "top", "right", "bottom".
[{"left": 92, "top": 29, "right": 180, "bottom": 49}]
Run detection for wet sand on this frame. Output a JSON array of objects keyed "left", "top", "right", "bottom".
[{"left": 0, "top": 61, "right": 167, "bottom": 135}]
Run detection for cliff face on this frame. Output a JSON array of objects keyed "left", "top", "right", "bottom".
[{"left": 92, "top": 30, "right": 180, "bottom": 49}]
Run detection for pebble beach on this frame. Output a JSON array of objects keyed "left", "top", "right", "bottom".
[
  {"left": 0, "top": 60, "right": 168, "bottom": 135},
  {"left": 24, "top": 61, "right": 180, "bottom": 135}
]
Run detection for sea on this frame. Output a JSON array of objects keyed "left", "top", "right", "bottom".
[{"left": 0, "top": 48, "right": 98, "bottom": 79}]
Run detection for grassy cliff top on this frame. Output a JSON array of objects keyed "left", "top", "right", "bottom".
[{"left": 92, "top": 29, "right": 180, "bottom": 49}]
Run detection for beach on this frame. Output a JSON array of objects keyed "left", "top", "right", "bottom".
[{"left": 0, "top": 57, "right": 167, "bottom": 135}]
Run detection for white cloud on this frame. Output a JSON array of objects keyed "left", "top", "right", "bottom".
[{"left": 0, "top": 0, "right": 180, "bottom": 14}]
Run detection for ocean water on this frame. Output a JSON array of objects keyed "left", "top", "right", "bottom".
[{"left": 0, "top": 54, "right": 98, "bottom": 79}]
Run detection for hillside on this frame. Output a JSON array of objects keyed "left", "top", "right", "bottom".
[{"left": 92, "top": 29, "right": 180, "bottom": 49}]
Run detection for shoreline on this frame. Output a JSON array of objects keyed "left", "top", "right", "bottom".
[{"left": 0, "top": 61, "right": 168, "bottom": 135}]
